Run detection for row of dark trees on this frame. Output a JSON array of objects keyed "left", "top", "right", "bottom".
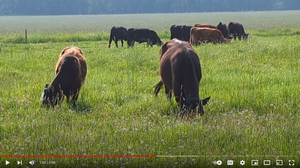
[{"left": 0, "top": 0, "right": 299, "bottom": 15}]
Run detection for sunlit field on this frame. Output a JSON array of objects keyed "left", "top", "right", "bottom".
[
  {"left": 0, "top": 10, "right": 300, "bottom": 43},
  {"left": 0, "top": 11, "right": 300, "bottom": 167}
]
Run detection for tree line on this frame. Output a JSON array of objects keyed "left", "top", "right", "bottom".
[{"left": 0, "top": 0, "right": 299, "bottom": 15}]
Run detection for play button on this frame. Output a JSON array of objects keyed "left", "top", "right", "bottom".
[{"left": 6, "top": 160, "right": 10, "bottom": 165}]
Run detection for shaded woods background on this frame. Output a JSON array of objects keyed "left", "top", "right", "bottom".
[{"left": 0, "top": 0, "right": 299, "bottom": 15}]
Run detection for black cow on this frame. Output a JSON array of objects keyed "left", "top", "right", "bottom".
[
  {"left": 217, "top": 22, "right": 231, "bottom": 39},
  {"left": 180, "top": 25, "right": 192, "bottom": 42},
  {"left": 228, "top": 22, "right": 249, "bottom": 40},
  {"left": 169, "top": 25, "right": 191, "bottom": 42},
  {"left": 108, "top": 26, "right": 128, "bottom": 48},
  {"left": 170, "top": 25, "right": 183, "bottom": 40},
  {"left": 127, "top": 28, "right": 162, "bottom": 47}
]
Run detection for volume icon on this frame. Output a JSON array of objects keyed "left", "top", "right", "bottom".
[{"left": 29, "top": 160, "right": 35, "bottom": 165}]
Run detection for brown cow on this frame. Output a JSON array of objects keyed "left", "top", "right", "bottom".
[
  {"left": 154, "top": 39, "right": 210, "bottom": 115},
  {"left": 194, "top": 23, "right": 217, "bottom": 29},
  {"left": 55, "top": 46, "right": 87, "bottom": 79},
  {"left": 41, "top": 46, "right": 87, "bottom": 107},
  {"left": 190, "top": 27, "right": 231, "bottom": 45}
]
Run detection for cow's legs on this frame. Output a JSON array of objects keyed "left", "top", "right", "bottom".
[
  {"left": 72, "top": 91, "right": 79, "bottom": 106},
  {"left": 121, "top": 40, "right": 124, "bottom": 47},
  {"left": 173, "top": 84, "right": 183, "bottom": 109},
  {"left": 238, "top": 34, "right": 242, "bottom": 40},
  {"left": 66, "top": 94, "right": 70, "bottom": 103},
  {"left": 127, "top": 40, "right": 135, "bottom": 47},
  {"left": 114, "top": 39, "right": 119, "bottom": 48},
  {"left": 108, "top": 37, "right": 113, "bottom": 48},
  {"left": 164, "top": 85, "right": 172, "bottom": 100}
]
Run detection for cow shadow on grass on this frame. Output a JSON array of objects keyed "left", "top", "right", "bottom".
[
  {"left": 159, "top": 103, "right": 179, "bottom": 116},
  {"left": 159, "top": 102, "right": 203, "bottom": 119},
  {"left": 40, "top": 98, "right": 93, "bottom": 114},
  {"left": 69, "top": 101, "right": 93, "bottom": 114}
]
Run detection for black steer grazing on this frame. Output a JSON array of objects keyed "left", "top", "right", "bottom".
[
  {"left": 180, "top": 25, "right": 192, "bottom": 42},
  {"left": 41, "top": 47, "right": 87, "bottom": 107},
  {"left": 228, "top": 22, "right": 249, "bottom": 40},
  {"left": 217, "top": 22, "right": 231, "bottom": 39},
  {"left": 127, "top": 28, "right": 162, "bottom": 47},
  {"left": 108, "top": 26, "right": 128, "bottom": 48},
  {"left": 154, "top": 39, "right": 210, "bottom": 115},
  {"left": 170, "top": 25, "right": 183, "bottom": 40},
  {"left": 169, "top": 25, "right": 192, "bottom": 42}
]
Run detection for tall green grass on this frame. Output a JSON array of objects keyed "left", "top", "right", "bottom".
[{"left": 1, "top": 11, "right": 300, "bottom": 167}]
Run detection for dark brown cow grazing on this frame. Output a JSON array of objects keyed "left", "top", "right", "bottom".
[
  {"left": 154, "top": 39, "right": 210, "bottom": 115},
  {"left": 228, "top": 22, "right": 249, "bottom": 40},
  {"left": 169, "top": 25, "right": 192, "bottom": 42},
  {"left": 217, "top": 22, "right": 231, "bottom": 39},
  {"left": 190, "top": 27, "right": 231, "bottom": 45},
  {"left": 55, "top": 46, "right": 87, "bottom": 79},
  {"left": 41, "top": 46, "right": 87, "bottom": 107},
  {"left": 170, "top": 25, "right": 183, "bottom": 40},
  {"left": 180, "top": 25, "right": 192, "bottom": 42},
  {"left": 127, "top": 28, "right": 162, "bottom": 47},
  {"left": 194, "top": 23, "right": 217, "bottom": 29},
  {"left": 108, "top": 26, "right": 128, "bottom": 48}
]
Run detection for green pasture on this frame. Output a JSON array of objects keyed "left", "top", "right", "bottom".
[
  {"left": 0, "top": 11, "right": 300, "bottom": 167},
  {"left": 0, "top": 10, "right": 300, "bottom": 43}
]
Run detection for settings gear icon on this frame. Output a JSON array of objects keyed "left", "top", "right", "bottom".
[{"left": 240, "top": 160, "right": 245, "bottom": 166}]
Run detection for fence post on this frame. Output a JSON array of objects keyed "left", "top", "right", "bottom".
[{"left": 25, "top": 29, "right": 28, "bottom": 43}]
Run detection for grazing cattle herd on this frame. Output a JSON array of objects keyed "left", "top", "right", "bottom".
[{"left": 41, "top": 21, "right": 248, "bottom": 115}]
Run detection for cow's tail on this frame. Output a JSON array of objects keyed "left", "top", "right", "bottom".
[
  {"left": 189, "top": 34, "right": 194, "bottom": 45},
  {"left": 154, "top": 81, "right": 164, "bottom": 96},
  {"left": 185, "top": 51, "right": 200, "bottom": 110}
]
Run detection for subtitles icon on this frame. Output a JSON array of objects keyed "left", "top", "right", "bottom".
[
  {"left": 227, "top": 160, "right": 234, "bottom": 165},
  {"left": 240, "top": 160, "right": 245, "bottom": 166},
  {"left": 251, "top": 160, "right": 259, "bottom": 166},
  {"left": 264, "top": 160, "right": 271, "bottom": 165},
  {"left": 276, "top": 160, "right": 283, "bottom": 166}
]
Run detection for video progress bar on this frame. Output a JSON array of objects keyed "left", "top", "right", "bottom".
[
  {"left": 2, "top": 155, "right": 297, "bottom": 158},
  {"left": 2, "top": 155, "right": 201, "bottom": 158},
  {"left": 156, "top": 155, "right": 200, "bottom": 158},
  {"left": 2, "top": 155, "right": 156, "bottom": 158}
]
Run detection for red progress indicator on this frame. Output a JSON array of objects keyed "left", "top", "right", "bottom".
[{"left": 2, "top": 155, "right": 156, "bottom": 158}]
